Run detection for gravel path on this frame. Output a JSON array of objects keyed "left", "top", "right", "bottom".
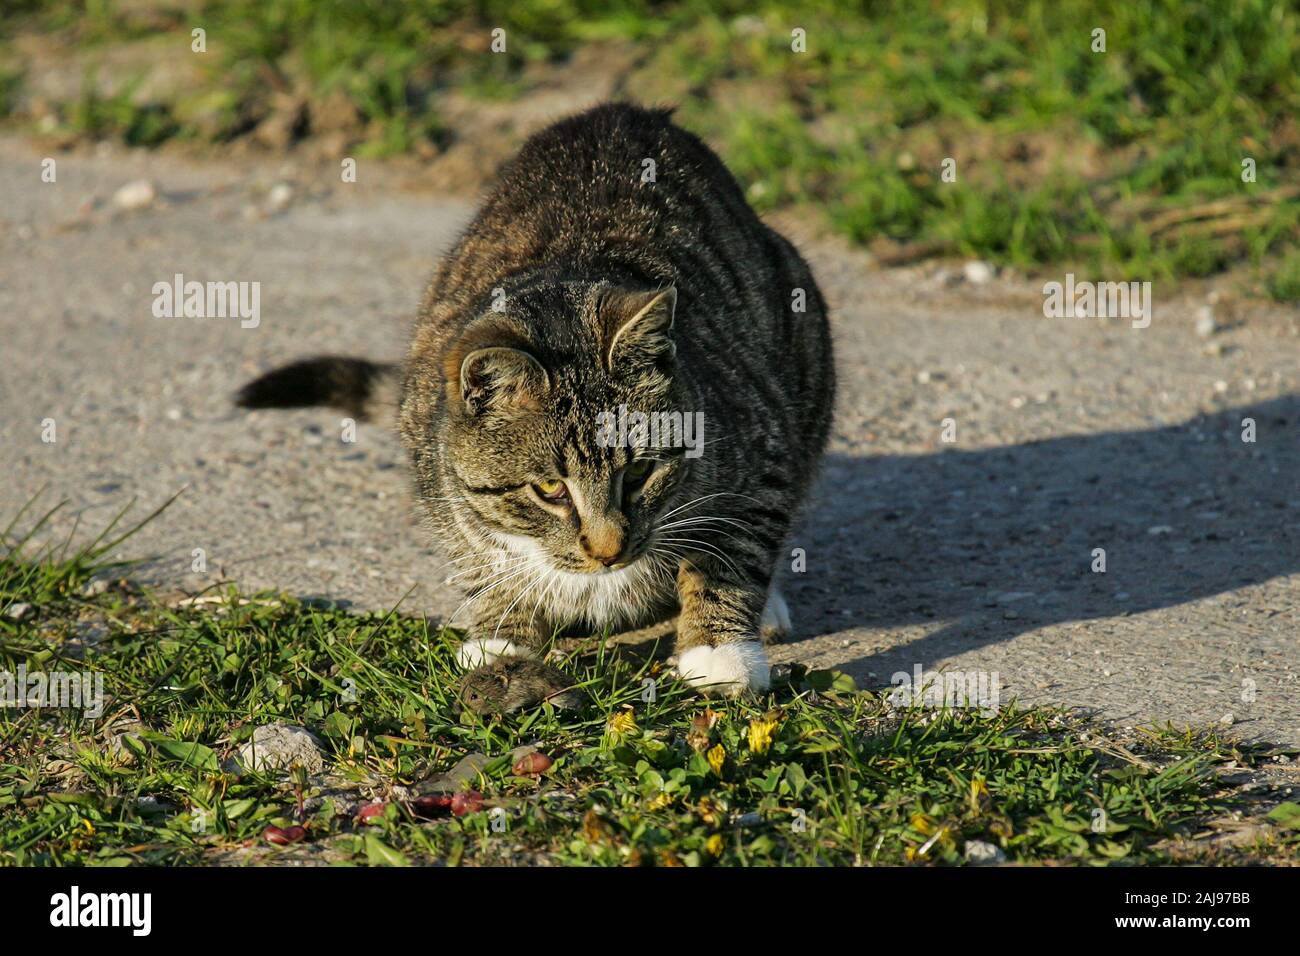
[{"left": 3, "top": 137, "right": 1297, "bottom": 745}]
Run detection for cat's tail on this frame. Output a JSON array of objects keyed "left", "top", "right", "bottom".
[{"left": 235, "top": 356, "right": 400, "bottom": 421}]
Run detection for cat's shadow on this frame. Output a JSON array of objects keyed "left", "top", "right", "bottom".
[{"left": 779, "top": 393, "right": 1298, "bottom": 679}]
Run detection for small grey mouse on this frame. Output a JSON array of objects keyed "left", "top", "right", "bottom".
[{"left": 457, "top": 657, "right": 586, "bottom": 715}]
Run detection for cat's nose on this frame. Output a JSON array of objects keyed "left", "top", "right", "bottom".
[{"left": 580, "top": 527, "right": 625, "bottom": 566}]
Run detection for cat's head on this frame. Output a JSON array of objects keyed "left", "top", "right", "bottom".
[{"left": 431, "top": 280, "right": 698, "bottom": 574}]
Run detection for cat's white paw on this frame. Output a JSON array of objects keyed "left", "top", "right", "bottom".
[
  {"left": 759, "top": 587, "right": 792, "bottom": 644},
  {"left": 677, "top": 641, "right": 770, "bottom": 697},
  {"left": 455, "top": 638, "right": 534, "bottom": 669}
]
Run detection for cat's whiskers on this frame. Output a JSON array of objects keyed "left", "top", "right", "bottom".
[
  {"left": 656, "top": 491, "right": 760, "bottom": 524},
  {"left": 443, "top": 556, "right": 542, "bottom": 630},
  {"left": 654, "top": 519, "right": 747, "bottom": 541},
  {"left": 528, "top": 563, "right": 562, "bottom": 631},
  {"left": 444, "top": 553, "right": 532, "bottom": 584},
  {"left": 654, "top": 536, "right": 743, "bottom": 577},
  {"left": 492, "top": 559, "right": 555, "bottom": 641}
]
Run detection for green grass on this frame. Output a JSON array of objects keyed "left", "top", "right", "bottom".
[
  {"left": 3, "top": 504, "right": 1297, "bottom": 867},
  {"left": 1266, "top": 247, "right": 1300, "bottom": 301},
  {"left": 2, "top": 1, "right": 1298, "bottom": 289}
]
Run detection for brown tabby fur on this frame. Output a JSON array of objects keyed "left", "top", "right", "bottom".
[{"left": 239, "top": 103, "right": 834, "bottom": 709}]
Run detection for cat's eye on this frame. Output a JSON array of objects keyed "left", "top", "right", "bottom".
[
  {"left": 533, "top": 478, "right": 569, "bottom": 502},
  {"left": 623, "top": 458, "right": 654, "bottom": 486}
]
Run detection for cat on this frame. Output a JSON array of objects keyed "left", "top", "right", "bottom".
[{"left": 237, "top": 103, "right": 835, "bottom": 712}]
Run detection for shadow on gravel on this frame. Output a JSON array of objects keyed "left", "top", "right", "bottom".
[{"left": 791, "top": 394, "right": 1299, "bottom": 676}]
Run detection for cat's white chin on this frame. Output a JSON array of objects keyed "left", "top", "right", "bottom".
[
  {"left": 677, "top": 641, "right": 770, "bottom": 697},
  {"left": 456, "top": 638, "right": 535, "bottom": 669}
]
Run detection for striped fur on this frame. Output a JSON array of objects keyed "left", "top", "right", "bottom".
[
  {"left": 399, "top": 104, "right": 834, "bottom": 702},
  {"left": 236, "top": 103, "right": 834, "bottom": 708}
]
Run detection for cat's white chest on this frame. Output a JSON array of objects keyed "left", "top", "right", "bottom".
[{"left": 488, "top": 533, "right": 672, "bottom": 631}]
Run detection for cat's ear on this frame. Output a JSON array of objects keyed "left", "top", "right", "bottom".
[
  {"left": 455, "top": 346, "right": 549, "bottom": 417},
  {"left": 600, "top": 286, "right": 677, "bottom": 371}
]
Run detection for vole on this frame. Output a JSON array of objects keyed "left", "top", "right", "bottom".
[{"left": 457, "top": 657, "right": 586, "bottom": 715}]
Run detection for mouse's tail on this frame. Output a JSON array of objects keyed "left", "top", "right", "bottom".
[{"left": 235, "top": 356, "right": 400, "bottom": 421}]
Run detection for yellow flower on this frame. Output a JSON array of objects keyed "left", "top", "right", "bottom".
[
  {"left": 747, "top": 715, "right": 778, "bottom": 754},
  {"left": 607, "top": 708, "right": 638, "bottom": 738},
  {"left": 706, "top": 743, "right": 726, "bottom": 775},
  {"left": 969, "top": 776, "right": 990, "bottom": 814},
  {"left": 910, "top": 811, "right": 956, "bottom": 857},
  {"left": 705, "top": 834, "right": 724, "bottom": 857},
  {"left": 647, "top": 792, "right": 674, "bottom": 811},
  {"left": 910, "top": 812, "right": 939, "bottom": 835}
]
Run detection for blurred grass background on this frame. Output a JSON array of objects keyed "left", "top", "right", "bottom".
[{"left": 2, "top": 0, "right": 1298, "bottom": 294}]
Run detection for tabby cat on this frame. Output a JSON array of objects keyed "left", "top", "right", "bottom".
[{"left": 238, "top": 103, "right": 835, "bottom": 712}]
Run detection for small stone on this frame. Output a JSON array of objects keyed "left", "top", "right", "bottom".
[
  {"left": 1213, "top": 380, "right": 1229, "bottom": 393},
  {"left": 236, "top": 723, "right": 325, "bottom": 774},
  {"left": 420, "top": 752, "right": 491, "bottom": 793},
  {"left": 112, "top": 179, "right": 157, "bottom": 211},
  {"left": 108, "top": 731, "right": 144, "bottom": 763},
  {"left": 74, "top": 621, "right": 108, "bottom": 646},
  {"left": 1219, "top": 712, "right": 1235, "bottom": 727},
  {"left": 80, "top": 578, "right": 111, "bottom": 598},
  {"left": 4, "top": 602, "right": 33, "bottom": 622},
  {"left": 1195, "top": 306, "right": 1218, "bottom": 338},
  {"left": 963, "top": 839, "right": 1006, "bottom": 865},
  {"left": 266, "top": 182, "right": 294, "bottom": 213},
  {"left": 962, "top": 260, "right": 995, "bottom": 285}
]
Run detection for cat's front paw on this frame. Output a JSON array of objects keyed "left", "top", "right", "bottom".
[
  {"left": 676, "top": 640, "right": 771, "bottom": 697},
  {"left": 455, "top": 638, "right": 536, "bottom": 669},
  {"left": 457, "top": 657, "right": 585, "bottom": 715}
]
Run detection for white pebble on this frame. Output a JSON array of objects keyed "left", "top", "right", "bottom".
[
  {"left": 1195, "top": 306, "right": 1217, "bottom": 338},
  {"left": 962, "top": 260, "right": 995, "bottom": 284},
  {"left": 266, "top": 182, "right": 294, "bottom": 212},
  {"left": 112, "top": 179, "right": 157, "bottom": 211},
  {"left": 4, "top": 602, "right": 34, "bottom": 621}
]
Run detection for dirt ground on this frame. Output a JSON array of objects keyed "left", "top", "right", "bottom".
[{"left": 2, "top": 134, "right": 1297, "bottom": 746}]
